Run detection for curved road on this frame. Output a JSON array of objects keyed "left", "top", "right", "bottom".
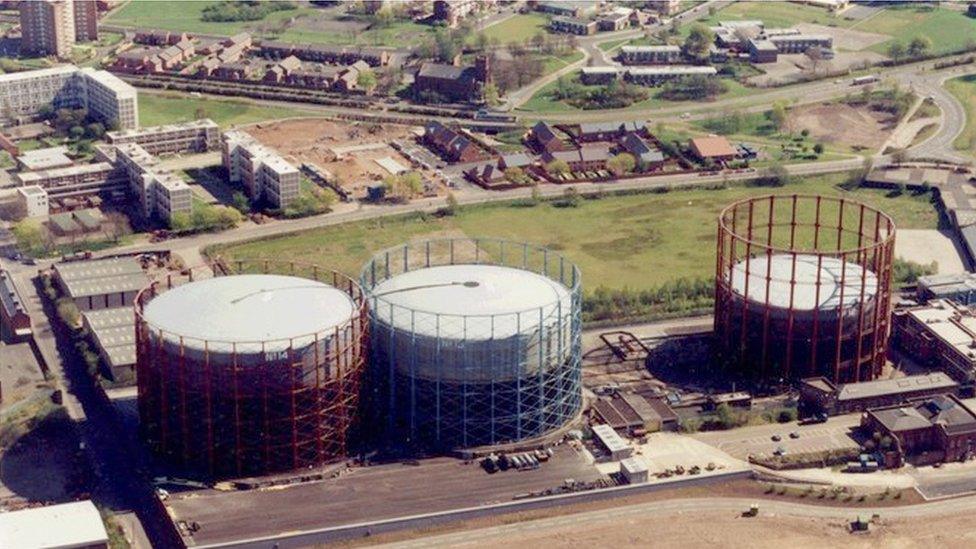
[{"left": 379, "top": 495, "right": 976, "bottom": 548}]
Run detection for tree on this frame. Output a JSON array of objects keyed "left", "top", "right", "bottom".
[
  {"left": 813, "top": 142, "right": 824, "bottom": 155},
  {"left": 12, "top": 219, "right": 45, "bottom": 255},
  {"left": 607, "top": 153, "right": 636, "bottom": 176},
  {"left": 68, "top": 125, "right": 85, "bottom": 140},
  {"left": 170, "top": 211, "right": 192, "bottom": 231},
  {"left": 907, "top": 36, "right": 932, "bottom": 58},
  {"left": 482, "top": 81, "right": 500, "bottom": 106},
  {"left": 683, "top": 23, "right": 714, "bottom": 60},
  {"left": 384, "top": 171, "right": 424, "bottom": 201},
  {"left": 504, "top": 167, "right": 530, "bottom": 185},
  {"left": 443, "top": 192, "right": 458, "bottom": 216},
  {"left": 769, "top": 100, "right": 790, "bottom": 132},
  {"left": 546, "top": 159, "right": 570, "bottom": 175},
  {"left": 357, "top": 69, "right": 377, "bottom": 92},
  {"left": 231, "top": 191, "right": 251, "bottom": 214},
  {"left": 85, "top": 122, "right": 105, "bottom": 139},
  {"left": 886, "top": 41, "right": 905, "bottom": 60},
  {"left": 765, "top": 162, "right": 791, "bottom": 187}
]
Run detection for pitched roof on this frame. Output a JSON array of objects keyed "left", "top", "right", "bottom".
[
  {"left": 620, "top": 133, "right": 664, "bottom": 163},
  {"left": 418, "top": 62, "right": 465, "bottom": 81},
  {"left": 690, "top": 135, "right": 737, "bottom": 158}
]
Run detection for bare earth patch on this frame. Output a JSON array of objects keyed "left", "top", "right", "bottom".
[
  {"left": 247, "top": 118, "right": 422, "bottom": 199},
  {"left": 788, "top": 103, "right": 894, "bottom": 149}
]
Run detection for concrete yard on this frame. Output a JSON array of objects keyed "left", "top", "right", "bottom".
[
  {"left": 894, "top": 229, "right": 966, "bottom": 274},
  {"left": 692, "top": 414, "right": 860, "bottom": 462},
  {"left": 167, "top": 446, "right": 604, "bottom": 546},
  {"left": 595, "top": 432, "right": 749, "bottom": 480}
]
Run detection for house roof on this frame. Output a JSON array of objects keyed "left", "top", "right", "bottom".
[
  {"left": 620, "top": 133, "right": 664, "bottom": 163},
  {"left": 579, "top": 120, "right": 645, "bottom": 135},
  {"left": 690, "top": 136, "right": 737, "bottom": 158},
  {"left": 418, "top": 62, "right": 465, "bottom": 81},
  {"left": 531, "top": 121, "right": 560, "bottom": 144},
  {"left": 500, "top": 153, "right": 532, "bottom": 168},
  {"left": 870, "top": 395, "right": 976, "bottom": 435}
]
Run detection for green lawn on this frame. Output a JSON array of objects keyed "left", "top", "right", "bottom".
[
  {"left": 518, "top": 77, "right": 753, "bottom": 114},
  {"left": 480, "top": 13, "right": 550, "bottom": 45},
  {"left": 274, "top": 19, "right": 434, "bottom": 47},
  {"left": 540, "top": 50, "right": 584, "bottom": 75},
  {"left": 692, "top": 1, "right": 853, "bottom": 30},
  {"left": 945, "top": 74, "right": 976, "bottom": 157},
  {"left": 139, "top": 93, "right": 319, "bottom": 127},
  {"left": 863, "top": 5, "right": 976, "bottom": 56},
  {"left": 598, "top": 37, "right": 633, "bottom": 52},
  {"left": 105, "top": 0, "right": 318, "bottom": 36},
  {"left": 213, "top": 174, "right": 937, "bottom": 293}
]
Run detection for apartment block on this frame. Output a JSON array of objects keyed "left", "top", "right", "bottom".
[
  {"left": 14, "top": 162, "right": 127, "bottom": 199},
  {"left": 0, "top": 65, "right": 138, "bottom": 129},
  {"left": 619, "top": 45, "right": 682, "bottom": 65},
  {"left": 79, "top": 67, "right": 138, "bottom": 130},
  {"left": 19, "top": 0, "right": 75, "bottom": 58},
  {"left": 222, "top": 130, "right": 300, "bottom": 209},
  {"left": 106, "top": 119, "right": 219, "bottom": 155},
  {"left": 114, "top": 143, "right": 191, "bottom": 222},
  {"left": 550, "top": 16, "right": 596, "bottom": 36},
  {"left": 73, "top": 0, "right": 98, "bottom": 42},
  {"left": 16, "top": 185, "right": 50, "bottom": 217}
]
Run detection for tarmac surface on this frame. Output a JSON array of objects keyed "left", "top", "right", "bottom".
[{"left": 167, "top": 445, "right": 604, "bottom": 546}]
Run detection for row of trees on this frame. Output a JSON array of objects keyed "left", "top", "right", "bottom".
[
  {"left": 170, "top": 204, "right": 243, "bottom": 233},
  {"left": 201, "top": 1, "right": 295, "bottom": 22},
  {"left": 583, "top": 277, "right": 714, "bottom": 322},
  {"left": 886, "top": 36, "right": 933, "bottom": 61},
  {"left": 551, "top": 77, "right": 649, "bottom": 110}
]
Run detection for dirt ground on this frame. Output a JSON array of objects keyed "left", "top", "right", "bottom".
[
  {"left": 0, "top": 342, "right": 46, "bottom": 410},
  {"left": 788, "top": 103, "right": 894, "bottom": 149},
  {"left": 438, "top": 509, "right": 976, "bottom": 549},
  {"left": 894, "top": 229, "right": 966, "bottom": 274},
  {"left": 247, "top": 118, "right": 425, "bottom": 199}
]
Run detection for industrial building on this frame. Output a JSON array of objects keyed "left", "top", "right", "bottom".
[
  {"left": 620, "top": 457, "right": 648, "bottom": 483},
  {"left": 592, "top": 424, "right": 632, "bottom": 460},
  {"left": 917, "top": 272, "right": 976, "bottom": 306},
  {"left": 800, "top": 373, "right": 960, "bottom": 417},
  {"left": 221, "top": 130, "right": 300, "bottom": 209},
  {"left": 861, "top": 394, "right": 976, "bottom": 466},
  {"left": 106, "top": 118, "right": 220, "bottom": 155},
  {"left": 83, "top": 307, "right": 136, "bottom": 381},
  {"left": 0, "top": 269, "right": 32, "bottom": 342},
  {"left": 0, "top": 500, "right": 109, "bottom": 549},
  {"left": 135, "top": 261, "right": 367, "bottom": 477},
  {"left": 0, "top": 65, "right": 138, "bottom": 129},
  {"left": 892, "top": 300, "right": 976, "bottom": 389},
  {"left": 714, "top": 195, "right": 895, "bottom": 384},
  {"left": 362, "top": 238, "right": 583, "bottom": 450},
  {"left": 52, "top": 256, "right": 147, "bottom": 311}
]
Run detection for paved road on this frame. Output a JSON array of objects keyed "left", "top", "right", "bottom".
[
  {"left": 901, "top": 68, "right": 975, "bottom": 164},
  {"left": 378, "top": 494, "right": 976, "bottom": 548}
]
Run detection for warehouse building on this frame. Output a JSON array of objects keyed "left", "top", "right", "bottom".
[
  {"left": 0, "top": 269, "right": 32, "bottom": 342},
  {"left": 221, "top": 130, "right": 300, "bottom": 209},
  {"left": 620, "top": 457, "right": 649, "bottom": 483},
  {"left": 592, "top": 423, "right": 633, "bottom": 460},
  {"left": 106, "top": 119, "right": 220, "bottom": 155},
  {"left": 53, "top": 256, "right": 147, "bottom": 311},
  {"left": 800, "top": 373, "right": 960, "bottom": 417},
  {"left": 0, "top": 500, "right": 109, "bottom": 549},
  {"left": 83, "top": 307, "right": 136, "bottom": 381},
  {"left": 917, "top": 273, "right": 976, "bottom": 306}
]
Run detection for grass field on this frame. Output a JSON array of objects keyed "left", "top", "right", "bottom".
[
  {"left": 139, "top": 93, "right": 319, "bottom": 127},
  {"left": 862, "top": 5, "right": 976, "bottom": 56},
  {"left": 213, "top": 174, "right": 938, "bottom": 292},
  {"left": 945, "top": 74, "right": 976, "bottom": 156},
  {"left": 481, "top": 13, "right": 550, "bottom": 45},
  {"left": 105, "top": 0, "right": 318, "bottom": 36},
  {"left": 693, "top": 1, "right": 852, "bottom": 30},
  {"left": 274, "top": 19, "right": 434, "bottom": 47},
  {"left": 518, "top": 77, "right": 753, "bottom": 114}
]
